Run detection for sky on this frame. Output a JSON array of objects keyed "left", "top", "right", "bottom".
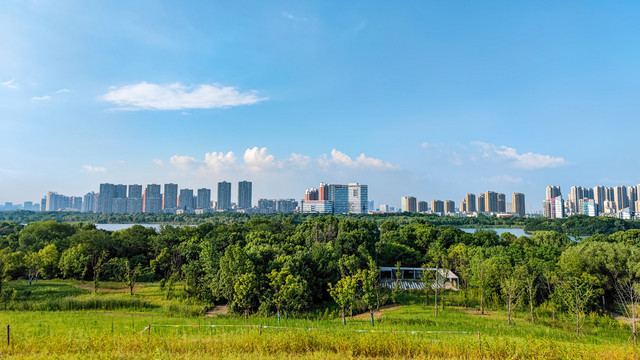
[{"left": 2, "top": 0, "right": 640, "bottom": 211}]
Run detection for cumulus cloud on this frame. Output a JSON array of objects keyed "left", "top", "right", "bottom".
[
  {"left": 1, "top": 79, "right": 18, "bottom": 89},
  {"left": 83, "top": 165, "right": 107, "bottom": 174},
  {"left": 243, "top": 147, "right": 276, "bottom": 172},
  {"left": 31, "top": 95, "right": 51, "bottom": 101},
  {"left": 164, "top": 147, "right": 397, "bottom": 175},
  {"left": 202, "top": 151, "right": 237, "bottom": 172},
  {"left": 473, "top": 142, "right": 567, "bottom": 169},
  {"left": 169, "top": 155, "right": 197, "bottom": 169},
  {"left": 319, "top": 149, "right": 397, "bottom": 170},
  {"left": 286, "top": 153, "right": 312, "bottom": 168},
  {"left": 102, "top": 82, "right": 267, "bottom": 111}
]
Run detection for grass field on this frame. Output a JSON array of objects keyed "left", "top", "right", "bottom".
[{"left": 0, "top": 280, "right": 637, "bottom": 359}]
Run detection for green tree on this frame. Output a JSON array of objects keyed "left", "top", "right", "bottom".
[
  {"left": 558, "top": 274, "right": 596, "bottom": 336},
  {"left": 24, "top": 252, "right": 41, "bottom": 285},
  {"left": 391, "top": 261, "right": 402, "bottom": 305},
  {"left": 357, "top": 258, "right": 379, "bottom": 326},
  {"left": 234, "top": 272, "right": 259, "bottom": 321},
  {"left": 501, "top": 265, "right": 525, "bottom": 325},
  {"left": 328, "top": 275, "right": 357, "bottom": 325},
  {"left": 37, "top": 244, "right": 59, "bottom": 279},
  {"left": 58, "top": 244, "right": 88, "bottom": 279}
]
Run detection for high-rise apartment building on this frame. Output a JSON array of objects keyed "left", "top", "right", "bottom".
[
  {"left": 418, "top": 201, "right": 428, "bottom": 212},
  {"left": 593, "top": 186, "right": 605, "bottom": 214},
  {"left": 497, "top": 193, "right": 506, "bottom": 213},
  {"left": 477, "top": 194, "right": 485, "bottom": 213},
  {"left": 319, "top": 183, "right": 329, "bottom": 200},
  {"left": 329, "top": 184, "right": 349, "bottom": 214},
  {"left": 163, "top": 183, "right": 178, "bottom": 210},
  {"left": 628, "top": 186, "right": 637, "bottom": 212},
  {"left": 431, "top": 200, "right": 444, "bottom": 214},
  {"left": 401, "top": 196, "right": 417, "bottom": 213},
  {"left": 484, "top": 191, "right": 498, "bottom": 213},
  {"left": 217, "top": 181, "right": 231, "bottom": 211},
  {"left": 546, "top": 186, "right": 561, "bottom": 200},
  {"left": 238, "top": 181, "right": 252, "bottom": 210},
  {"left": 614, "top": 186, "right": 629, "bottom": 211},
  {"left": 126, "top": 184, "right": 143, "bottom": 213},
  {"left": 97, "top": 183, "right": 115, "bottom": 213},
  {"left": 178, "top": 189, "right": 194, "bottom": 210},
  {"left": 569, "top": 186, "right": 583, "bottom": 214},
  {"left": 464, "top": 193, "right": 476, "bottom": 213},
  {"left": 513, "top": 193, "right": 525, "bottom": 217},
  {"left": 550, "top": 196, "right": 564, "bottom": 218},
  {"left": 143, "top": 184, "right": 162, "bottom": 213},
  {"left": 347, "top": 183, "right": 368, "bottom": 214},
  {"left": 196, "top": 188, "right": 211, "bottom": 210},
  {"left": 444, "top": 200, "right": 455, "bottom": 214}
]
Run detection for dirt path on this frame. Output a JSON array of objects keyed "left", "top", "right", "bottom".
[
  {"left": 452, "top": 306, "right": 491, "bottom": 316},
  {"left": 204, "top": 305, "right": 228, "bottom": 317},
  {"left": 353, "top": 305, "right": 402, "bottom": 320}
]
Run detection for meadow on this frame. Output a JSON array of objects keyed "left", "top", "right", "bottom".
[{"left": 0, "top": 280, "right": 637, "bottom": 359}]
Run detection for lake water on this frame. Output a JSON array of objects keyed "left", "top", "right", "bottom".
[
  {"left": 459, "top": 227, "right": 529, "bottom": 237},
  {"left": 95, "top": 223, "right": 163, "bottom": 231}
]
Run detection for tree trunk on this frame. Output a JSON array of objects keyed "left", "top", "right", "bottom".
[
  {"left": 529, "top": 287, "right": 534, "bottom": 324},
  {"left": 480, "top": 288, "right": 485, "bottom": 315},
  {"left": 435, "top": 287, "right": 439, "bottom": 317}
]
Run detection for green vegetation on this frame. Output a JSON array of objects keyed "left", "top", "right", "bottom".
[
  {"left": 0, "top": 281, "right": 637, "bottom": 359},
  {"left": 0, "top": 215, "right": 639, "bottom": 357},
  {"left": 3, "top": 210, "right": 640, "bottom": 235}
]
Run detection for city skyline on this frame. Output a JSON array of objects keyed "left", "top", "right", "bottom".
[{"left": 3, "top": 2, "right": 640, "bottom": 208}]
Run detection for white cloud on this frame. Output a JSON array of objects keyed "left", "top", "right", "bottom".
[
  {"left": 102, "top": 82, "right": 266, "bottom": 111},
  {"left": 282, "top": 11, "right": 308, "bottom": 21},
  {"left": 31, "top": 95, "right": 51, "bottom": 101},
  {"left": 1, "top": 79, "right": 18, "bottom": 89},
  {"left": 481, "top": 175, "right": 523, "bottom": 183},
  {"left": 243, "top": 147, "right": 276, "bottom": 172},
  {"left": 202, "top": 151, "right": 237, "bottom": 172},
  {"left": 169, "top": 155, "right": 197, "bottom": 169},
  {"left": 286, "top": 153, "right": 311, "bottom": 168},
  {"left": 473, "top": 142, "right": 567, "bottom": 169},
  {"left": 83, "top": 165, "right": 107, "bottom": 174},
  {"left": 320, "top": 149, "right": 397, "bottom": 170},
  {"left": 56, "top": 89, "right": 71, "bottom": 94}
]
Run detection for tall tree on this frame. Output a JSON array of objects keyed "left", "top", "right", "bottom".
[
  {"left": 234, "top": 272, "right": 259, "bottom": 321},
  {"left": 328, "top": 275, "right": 357, "bottom": 325}
]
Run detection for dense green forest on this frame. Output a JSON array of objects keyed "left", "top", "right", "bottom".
[
  {"left": 2, "top": 210, "right": 640, "bottom": 235},
  {"left": 1, "top": 216, "right": 640, "bottom": 338}
]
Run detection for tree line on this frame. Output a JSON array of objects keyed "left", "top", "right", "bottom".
[
  {"left": 2, "top": 211, "right": 640, "bottom": 235},
  {"left": 1, "top": 217, "right": 640, "bottom": 341}
]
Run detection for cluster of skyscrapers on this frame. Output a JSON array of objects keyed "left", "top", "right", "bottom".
[
  {"left": 543, "top": 184, "right": 640, "bottom": 219},
  {"left": 395, "top": 191, "right": 526, "bottom": 217},
  {"left": 301, "top": 182, "right": 369, "bottom": 214},
  {"left": 34, "top": 181, "right": 254, "bottom": 214}
]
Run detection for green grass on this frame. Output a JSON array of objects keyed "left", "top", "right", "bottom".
[{"left": 0, "top": 280, "right": 637, "bottom": 359}]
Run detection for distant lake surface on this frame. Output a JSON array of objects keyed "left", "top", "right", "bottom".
[
  {"left": 96, "top": 223, "right": 162, "bottom": 231},
  {"left": 459, "top": 227, "right": 529, "bottom": 237}
]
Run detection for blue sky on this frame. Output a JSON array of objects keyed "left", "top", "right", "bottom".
[{"left": 2, "top": 0, "right": 640, "bottom": 210}]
